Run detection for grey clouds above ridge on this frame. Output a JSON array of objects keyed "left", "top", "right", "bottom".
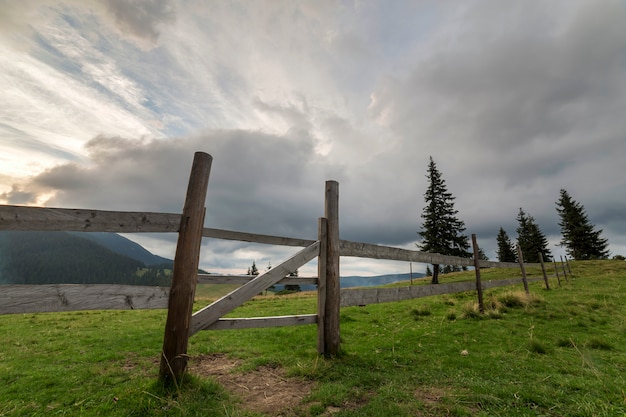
[{"left": 1, "top": 0, "right": 625, "bottom": 274}]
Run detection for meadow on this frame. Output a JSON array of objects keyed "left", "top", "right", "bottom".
[{"left": 1, "top": 260, "right": 625, "bottom": 416}]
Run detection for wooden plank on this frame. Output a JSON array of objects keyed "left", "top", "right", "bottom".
[
  {"left": 0, "top": 205, "right": 181, "bottom": 233},
  {"left": 0, "top": 284, "right": 169, "bottom": 314},
  {"left": 339, "top": 240, "right": 535, "bottom": 269},
  {"left": 160, "top": 152, "right": 212, "bottom": 384},
  {"left": 190, "top": 241, "right": 320, "bottom": 335},
  {"left": 204, "top": 314, "right": 317, "bottom": 330},
  {"left": 203, "top": 228, "right": 315, "bottom": 247},
  {"left": 197, "top": 274, "right": 317, "bottom": 285}
]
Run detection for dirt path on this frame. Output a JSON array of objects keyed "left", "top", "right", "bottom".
[{"left": 190, "top": 354, "right": 316, "bottom": 416}]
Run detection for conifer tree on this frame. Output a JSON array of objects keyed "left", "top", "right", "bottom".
[
  {"left": 418, "top": 157, "right": 470, "bottom": 284},
  {"left": 248, "top": 261, "right": 259, "bottom": 276},
  {"left": 496, "top": 227, "right": 517, "bottom": 262},
  {"left": 556, "top": 189, "right": 609, "bottom": 260},
  {"left": 516, "top": 208, "right": 551, "bottom": 263}
]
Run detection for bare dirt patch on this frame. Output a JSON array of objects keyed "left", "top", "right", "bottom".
[{"left": 190, "top": 354, "right": 316, "bottom": 416}]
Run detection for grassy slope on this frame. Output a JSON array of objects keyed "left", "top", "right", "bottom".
[{"left": 0, "top": 260, "right": 625, "bottom": 416}]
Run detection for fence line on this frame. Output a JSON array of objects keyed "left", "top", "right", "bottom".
[{"left": 0, "top": 151, "right": 564, "bottom": 383}]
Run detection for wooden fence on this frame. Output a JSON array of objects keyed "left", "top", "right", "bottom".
[{"left": 0, "top": 151, "right": 564, "bottom": 383}]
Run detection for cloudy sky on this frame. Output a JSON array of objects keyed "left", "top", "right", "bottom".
[{"left": 1, "top": 0, "right": 625, "bottom": 276}]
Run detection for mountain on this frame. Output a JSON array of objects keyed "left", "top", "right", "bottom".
[
  {"left": 0, "top": 230, "right": 423, "bottom": 288},
  {"left": 69, "top": 232, "right": 172, "bottom": 266},
  {"left": 0, "top": 231, "right": 173, "bottom": 286}
]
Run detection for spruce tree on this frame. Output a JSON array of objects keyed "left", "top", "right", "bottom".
[
  {"left": 556, "top": 189, "right": 609, "bottom": 260},
  {"left": 515, "top": 208, "right": 551, "bottom": 263},
  {"left": 496, "top": 227, "right": 517, "bottom": 262},
  {"left": 418, "top": 157, "right": 470, "bottom": 284},
  {"left": 248, "top": 261, "right": 259, "bottom": 276}
]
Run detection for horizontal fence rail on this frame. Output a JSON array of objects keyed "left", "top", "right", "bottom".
[
  {"left": 0, "top": 284, "right": 169, "bottom": 314},
  {"left": 205, "top": 314, "right": 318, "bottom": 330},
  {"left": 197, "top": 274, "right": 317, "bottom": 285},
  {"left": 0, "top": 205, "right": 181, "bottom": 233}
]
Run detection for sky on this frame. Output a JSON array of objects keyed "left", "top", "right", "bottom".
[{"left": 1, "top": 0, "right": 625, "bottom": 277}]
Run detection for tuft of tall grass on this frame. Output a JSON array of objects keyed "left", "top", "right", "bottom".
[{"left": 411, "top": 305, "right": 432, "bottom": 320}]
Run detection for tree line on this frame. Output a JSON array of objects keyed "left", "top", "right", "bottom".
[{"left": 418, "top": 157, "right": 610, "bottom": 284}]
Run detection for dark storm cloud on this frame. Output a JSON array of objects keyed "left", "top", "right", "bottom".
[{"left": 102, "top": 0, "right": 176, "bottom": 47}]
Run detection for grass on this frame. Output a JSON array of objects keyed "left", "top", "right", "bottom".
[{"left": 1, "top": 260, "right": 625, "bottom": 416}]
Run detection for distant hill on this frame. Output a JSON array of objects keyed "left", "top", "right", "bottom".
[
  {"left": 0, "top": 231, "right": 173, "bottom": 286},
  {"left": 276, "top": 272, "right": 426, "bottom": 292},
  {"left": 339, "top": 272, "right": 426, "bottom": 288},
  {"left": 69, "top": 232, "right": 172, "bottom": 266}
]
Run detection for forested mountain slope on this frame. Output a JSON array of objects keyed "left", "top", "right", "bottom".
[{"left": 0, "top": 231, "right": 173, "bottom": 286}]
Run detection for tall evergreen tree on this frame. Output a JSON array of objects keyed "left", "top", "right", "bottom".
[
  {"left": 556, "top": 189, "right": 609, "bottom": 260},
  {"left": 418, "top": 157, "right": 471, "bottom": 284},
  {"left": 247, "top": 261, "right": 259, "bottom": 276},
  {"left": 516, "top": 208, "right": 552, "bottom": 263},
  {"left": 496, "top": 227, "right": 517, "bottom": 262}
]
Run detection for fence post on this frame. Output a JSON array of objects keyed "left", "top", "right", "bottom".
[
  {"left": 553, "top": 259, "right": 562, "bottom": 287},
  {"left": 323, "top": 180, "right": 340, "bottom": 357},
  {"left": 560, "top": 256, "right": 569, "bottom": 282},
  {"left": 159, "top": 152, "right": 212, "bottom": 385},
  {"left": 471, "top": 234, "right": 484, "bottom": 314},
  {"left": 565, "top": 257, "right": 573, "bottom": 276},
  {"left": 538, "top": 252, "right": 550, "bottom": 290},
  {"left": 317, "top": 217, "right": 328, "bottom": 354},
  {"left": 516, "top": 245, "right": 530, "bottom": 295}
]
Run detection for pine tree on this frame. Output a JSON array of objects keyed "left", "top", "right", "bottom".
[
  {"left": 556, "top": 189, "right": 609, "bottom": 260},
  {"left": 496, "top": 227, "right": 517, "bottom": 262},
  {"left": 516, "top": 208, "right": 551, "bottom": 263},
  {"left": 248, "top": 261, "right": 259, "bottom": 276},
  {"left": 418, "top": 157, "right": 470, "bottom": 284}
]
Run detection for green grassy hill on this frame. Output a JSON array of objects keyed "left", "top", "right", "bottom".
[{"left": 0, "top": 260, "right": 625, "bottom": 416}]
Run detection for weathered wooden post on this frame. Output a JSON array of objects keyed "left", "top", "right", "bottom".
[
  {"left": 471, "top": 234, "right": 485, "bottom": 314},
  {"left": 560, "top": 256, "right": 569, "bottom": 281},
  {"left": 516, "top": 244, "right": 530, "bottom": 295},
  {"left": 538, "top": 252, "right": 550, "bottom": 290},
  {"left": 159, "top": 152, "right": 212, "bottom": 385},
  {"left": 553, "top": 259, "right": 562, "bottom": 287},
  {"left": 565, "top": 257, "right": 573, "bottom": 276},
  {"left": 317, "top": 217, "right": 328, "bottom": 354},
  {"left": 322, "top": 180, "right": 340, "bottom": 356}
]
